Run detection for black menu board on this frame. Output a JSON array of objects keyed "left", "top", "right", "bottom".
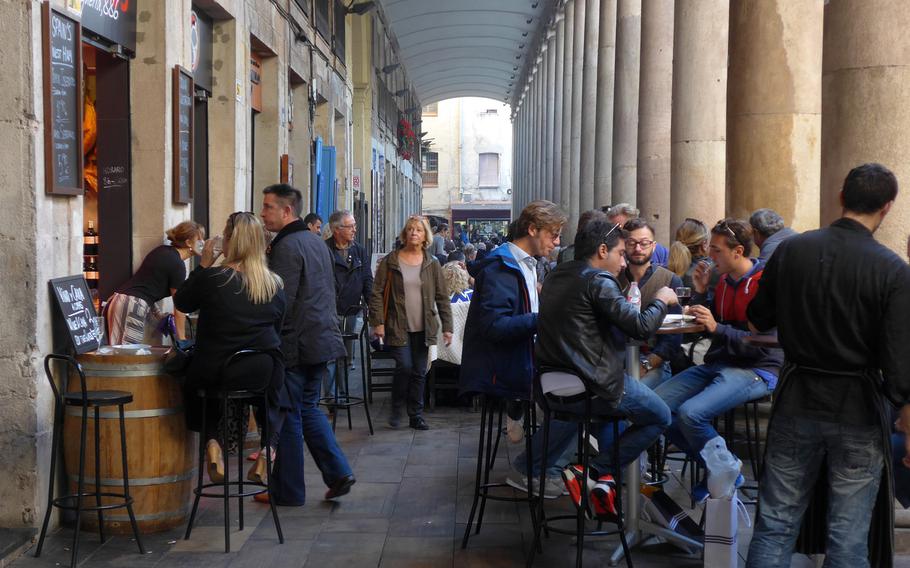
[
  {"left": 173, "top": 66, "right": 194, "bottom": 204},
  {"left": 49, "top": 275, "right": 99, "bottom": 355},
  {"left": 42, "top": 3, "right": 83, "bottom": 196}
]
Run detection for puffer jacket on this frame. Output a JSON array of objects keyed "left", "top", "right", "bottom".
[{"left": 536, "top": 260, "right": 668, "bottom": 405}]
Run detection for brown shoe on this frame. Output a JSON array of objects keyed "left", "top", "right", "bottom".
[
  {"left": 247, "top": 447, "right": 275, "bottom": 484},
  {"left": 206, "top": 439, "right": 224, "bottom": 483}
]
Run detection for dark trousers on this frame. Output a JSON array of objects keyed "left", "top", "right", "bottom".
[{"left": 389, "top": 332, "right": 428, "bottom": 418}]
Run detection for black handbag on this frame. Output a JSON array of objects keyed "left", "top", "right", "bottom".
[{"left": 164, "top": 338, "right": 195, "bottom": 377}]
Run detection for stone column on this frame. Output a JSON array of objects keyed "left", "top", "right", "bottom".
[
  {"left": 670, "top": 0, "right": 729, "bottom": 230},
  {"left": 821, "top": 1, "right": 910, "bottom": 254},
  {"left": 578, "top": 0, "right": 600, "bottom": 212},
  {"left": 728, "top": 0, "right": 823, "bottom": 232},
  {"left": 535, "top": 61, "right": 545, "bottom": 201},
  {"left": 528, "top": 75, "right": 538, "bottom": 203},
  {"left": 569, "top": 0, "right": 586, "bottom": 229},
  {"left": 593, "top": 0, "right": 617, "bottom": 210},
  {"left": 636, "top": 0, "right": 674, "bottom": 243},
  {"left": 545, "top": 30, "right": 558, "bottom": 204},
  {"left": 611, "top": 0, "right": 641, "bottom": 206},
  {"left": 560, "top": 0, "right": 577, "bottom": 239},
  {"left": 552, "top": 13, "right": 566, "bottom": 211}
]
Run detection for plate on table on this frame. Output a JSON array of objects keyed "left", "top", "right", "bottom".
[
  {"left": 112, "top": 344, "right": 152, "bottom": 354},
  {"left": 662, "top": 314, "right": 695, "bottom": 325}
]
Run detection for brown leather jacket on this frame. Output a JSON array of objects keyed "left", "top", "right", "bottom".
[{"left": 368, "top": 250, "right": 453, "bottom": 347}]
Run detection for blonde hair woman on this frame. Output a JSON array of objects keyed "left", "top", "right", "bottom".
[
  {"left": 369, "top": 215, "right": 454, "bottom": 430},
  {"left": 174, "top": 212, "right": 287, "bottom": 484},
  {"left": 107, "top": 220, "right": 205, "bottom": 344},
  {"left": 667, "top": 217, "right": 713, "bottom": 288}
]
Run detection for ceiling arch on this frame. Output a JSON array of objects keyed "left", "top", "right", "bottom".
[{"left": 378, "top": 0, "right": 551, "bottom": 105}]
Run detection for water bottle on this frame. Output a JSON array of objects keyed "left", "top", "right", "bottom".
[{"left": 627, "top": 281, "right": 642, "bottom": 311}]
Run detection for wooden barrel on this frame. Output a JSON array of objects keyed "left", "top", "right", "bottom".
[{"left": 64, "top": 348, "right": 196, "bottom": 534}]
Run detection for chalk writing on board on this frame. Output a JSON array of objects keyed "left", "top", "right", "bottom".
[
  {"left": 44, "top": 4, "right": 82, "bottom": 194},
  {"left": 50, "top": 275, "right": 99, "bottom": 354}
]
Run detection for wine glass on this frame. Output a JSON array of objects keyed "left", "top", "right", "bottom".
[{"left": 675, "top": 287, "right": 692, "bottom": 316}]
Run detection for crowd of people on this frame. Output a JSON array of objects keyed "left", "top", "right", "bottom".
[{"left": 99, "top": 163, "right": 910, "bottom": 566}]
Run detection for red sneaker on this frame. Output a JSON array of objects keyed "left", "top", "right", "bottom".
[
  {"left": 561, "top": 464, "right": 596, "bottom": 511},
  {"left": 590, "top": 475, "right": 617, "bottom": 519}
]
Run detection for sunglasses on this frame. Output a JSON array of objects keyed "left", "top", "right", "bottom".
[
  {"left": 601, "top": 222, "right": 622, "bottom": 243},
  {"left": 714, "top": 220, "right": 742, "bottom": 247}
]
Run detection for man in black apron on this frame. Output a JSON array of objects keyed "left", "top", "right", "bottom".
[{"left": 745, "top": 163, "right": 910, "bottom": 568}]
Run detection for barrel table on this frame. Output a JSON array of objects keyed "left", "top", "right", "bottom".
[{"left": 63, "top": 347, "right": 195, "bottom": 534}]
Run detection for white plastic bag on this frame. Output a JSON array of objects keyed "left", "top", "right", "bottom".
[{"left": 700, "top": 436, "right": 742, "bottom": 499}]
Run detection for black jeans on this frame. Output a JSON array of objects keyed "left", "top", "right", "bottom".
[{"left": 390, "top": 332, "right": 428, "bottom": 418}]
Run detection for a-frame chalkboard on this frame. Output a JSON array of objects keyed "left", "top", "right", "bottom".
[{"left": 49, "top": 275, "right": 99, "bottom": 355}]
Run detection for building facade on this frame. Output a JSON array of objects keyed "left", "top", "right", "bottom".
[
  {"left": 2, "top": 0, "right": 422, "bottom": 529},
  {"left": 421, "top": 98, "right": 513, "bottom": 239}
]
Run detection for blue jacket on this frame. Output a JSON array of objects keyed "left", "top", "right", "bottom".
[{"left": 459, "top": 245, "right": 538, "bottom": 400}]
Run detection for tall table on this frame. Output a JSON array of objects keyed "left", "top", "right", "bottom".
[{"left": 610, "top": 321, "right": 706, "bottom": 566}]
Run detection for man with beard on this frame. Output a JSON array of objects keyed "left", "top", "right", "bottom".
[{"left": 617, "top": 218, "right": 684, "bottom": 388}]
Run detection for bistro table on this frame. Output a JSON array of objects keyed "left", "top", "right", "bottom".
[{"left": 610, "top": 320, "right": 706, "bottom": 566}]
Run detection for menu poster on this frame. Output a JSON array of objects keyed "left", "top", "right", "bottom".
[
  {"left": 172, "top": 66, "right": 194, "bottom": 204},
  {"left": 49, "top": 275, "right": 99, "bottom": 355},
  {"left": 42, "top": 3, "right": 84, "bottom": 196}
]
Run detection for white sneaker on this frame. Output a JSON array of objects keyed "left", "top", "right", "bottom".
[
  {"left": 505, "top": 471, "right": 565, "bottom": 499},
  {"left": 506, "top": 417, "right": 524, "bottom": 444}
]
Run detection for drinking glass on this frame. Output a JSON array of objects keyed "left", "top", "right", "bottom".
[
  {"left": 93, "top": 316, "right": 107, "bottom": 347},
  {"left": 675, "top": 287, "right": 692, "bottom": 308}
]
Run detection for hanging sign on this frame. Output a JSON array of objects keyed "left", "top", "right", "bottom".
[{"left": 43, "top": 3, "right": 84, "bottom": 196}]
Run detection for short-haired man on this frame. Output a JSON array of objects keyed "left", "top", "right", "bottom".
[
  {"left": 302, "top": 212, "right": 323, "bottom": 235},
  {"left": 654, "top": 218, "right": 782, "bottom": 498},
  {"left": 748, "top": 208, "right": 798, "bottom": 263},
  {"left": 534, "top": 217, "right": 675, "bottom": 512},
  {"left": 459, "top": 200, "right": 567, "bottom": 495},
  {"left": 746, "top": 164, "right": 910, "bottom": 567},
  {"left": 324, "top": 210, "right": 373, "bottom": 401},
  {"left": 606, "top": 203, "right": 668, "bottom": 266},
  {"left": 557, "top": 209, "right": 607, "bottom": 264},
  {"left": 463, "top": 243, "right": 477, "bottom": 263},
  {"left": 260, "top": 184, "right": 354, "bottom": 505},
  {"left": 618, "top": 218, "right": 684, "bottom": 388}
]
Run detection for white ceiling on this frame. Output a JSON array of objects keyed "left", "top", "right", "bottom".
[{"left": 378, "top": 0, "right": 550, "bottom": 105}]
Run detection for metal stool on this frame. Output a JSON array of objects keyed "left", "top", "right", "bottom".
[
  {"left": 461, "top": 395, "right": 541, "bottom": 550},
  {"left": 319, "top": 306, "right": 374, "bottom": 435},
  {"left": 527, "top": 370, "right": 633, "bottom": 568},
  {"left": 365, "top": 342, "right": 395, "bottom": 404},
  {"left": 35, "top": 354, "right": 145, "bottom": 568},
  {"left": 183, "top": 350, "right": 284, "bottom": 552}
]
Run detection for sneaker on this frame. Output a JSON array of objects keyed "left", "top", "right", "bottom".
[
  {"left": 505, "top": 472, "right": 564, "bottom": 500},
  {"left": 561, "top": 464, "right": 595, "bottom": 510},
  {"left": 409, "top": 416, "right": 430, "bottom": 430},
  {"left": 590, "top": 475, "right": 618, "bottom": 518},
  {"left": 506, "top": 417, "right": 524, "bottom": 444}
]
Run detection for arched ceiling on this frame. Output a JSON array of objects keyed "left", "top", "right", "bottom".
[{"left": 378, "top": 0, "right": 552, "bottom": 105}]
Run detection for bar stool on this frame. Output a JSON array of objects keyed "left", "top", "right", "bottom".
[
  {"left": 183, "top": 350, "right": 284, "bottom": 552},
  {"left": 35, "top": 354, "right": 145, "bottom": 568},
  {"left": 319, "top": 306, "right": 374, "bottom": 435},
  {"left": 526, "top": 369, "right": 633, "bottom": 568},
  {"left": 461, "top": 395, "right": 540, "bottom": 550}
]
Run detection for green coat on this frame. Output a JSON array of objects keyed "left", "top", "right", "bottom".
[{"left": 368, "top": 250, "right": 453, "bottom": 348}]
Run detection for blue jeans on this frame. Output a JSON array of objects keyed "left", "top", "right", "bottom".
[
  {"left": 515, "top": 374, "right": 670, "bottom": 476},
  {"left": 323, "top": 314, "right": 359, "bottom": 399},
  {"left": 746, "top": 414, "right": 883, "bottom": 568},
  {"left": 271, "top": 364, "right": 353, "bottom": 506},
  {"left": 641, "top": 361, "right": 672, "bottom": 390},
  {"left": 654, "top": 363, "right": 771, "bottom": 463},
  {"left": 389, "top": 332, "right": 428, "bottom": 418}
]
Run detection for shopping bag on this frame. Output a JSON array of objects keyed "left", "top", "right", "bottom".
[
  {"left": 643, "top": 489, "right": 703, "bottom": 542},
  {"left": 703, "top": 490, "right": 750, "bottom": 568}
]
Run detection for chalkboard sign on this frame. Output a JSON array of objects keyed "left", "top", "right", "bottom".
[
  {"left": 42, "top": 3, "right": 83, "bottom": 196},
  {"left": 172, "top": 66, "right": 194, "bottom": 204},
  {"left": 49, "top": 275, "right": 99, "bottom": 355}
]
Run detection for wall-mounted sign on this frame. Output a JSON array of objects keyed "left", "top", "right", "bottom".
[
  {"left": 65, "top": 0, "right": 137, "bottom": 53},
  {"left": 49, "top": 275, "right": 99, "bottom": 354},
  {"left": 280, "top": 154, "right": 293, "bottom": 185},
  {"left": 352, "top": 168, "right": 362, "bottom": 192},
  {"left": 250, "top": 54, "right": 263, "bottom": 112},
  {"left": 43, "top": 3, "right": 84, "bottom": 196},
  {"left": 172, "top": 66, "right": 194, "bottom": 204},
  {"left": 190, "top": 8, "right": 213, "bottom": 92}
]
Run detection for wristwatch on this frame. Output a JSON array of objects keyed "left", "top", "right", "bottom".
[{"left": 640, "top": 356, "right": 654, "bottom": 372}]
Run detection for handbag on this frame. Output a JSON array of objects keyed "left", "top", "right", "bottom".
[
  {"left": 163, "top": 315, "right": 195, "bottom": 378},
  {"left": 703, "top": 490, "right": 751, "bottom": 568}
]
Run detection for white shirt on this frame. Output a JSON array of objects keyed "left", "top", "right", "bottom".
[{"left": 507, "top": 242, "right": 540, "bottom": 314}]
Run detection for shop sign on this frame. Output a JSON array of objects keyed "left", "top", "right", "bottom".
[
  {"left": 352, "top": 168, "right": 361, "bottom": 191},
  {"left": 43, "top": 3, "right": 84, "bottom": 196},
  {"left": 65, "top": 0, "right": 137, "bottom": 54},
  {"left": 190, "top": 8, "right": 213, "bottom": 92},
  {"left": 173, "top": 66, "right": 194, "bottom": 204}
]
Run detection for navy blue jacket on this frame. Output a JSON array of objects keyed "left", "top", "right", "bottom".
[{"left": 459, "top": 245, "right": 538, "bottom": 400}]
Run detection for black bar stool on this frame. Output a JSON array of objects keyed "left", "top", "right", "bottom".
[
  {"left": 183, "top": 350, "right": 284, "bottom": 552},
  {"left": 461, "top": 395, "right": 540, "bottom": 550},
  {"left": 526, "top": 369, "right": 633, "bottom": 568},
  {"left": 319, "top": 306, "right": 374, "bottom": 435},
  {"left": 35, "top": 354, "right": 145, "bottom": 568}
]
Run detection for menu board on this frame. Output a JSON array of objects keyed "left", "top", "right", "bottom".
[
  {"left": 172, "top": 66, "right": 194, "bottom": 204},
  {"left": 42, "top": 3, "right": 83, "bottom": 196},
  {"left": 49, "top": 275, "right": 99, "bottom": 355}
]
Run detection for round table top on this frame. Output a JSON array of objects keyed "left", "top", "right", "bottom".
[
  {"left": 657, "top": 322, "right": 705, "bottom": 335},
  {"left": 743, "top": 334, "right": 781, "bottom": 348}
]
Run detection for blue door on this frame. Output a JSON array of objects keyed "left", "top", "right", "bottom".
[{"left": 313, "top": 138, "right": 336, "bottom": 222}]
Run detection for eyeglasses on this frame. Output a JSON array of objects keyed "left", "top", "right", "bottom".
[
  {"left": 714, "top": 220, "right": 742, "bottom": 247},
  {"left": 339, "top": 224, "right": 357, "bottom": 230},
  {"left": 625, "top": 238, "right": 654, "bottom": 250}
]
